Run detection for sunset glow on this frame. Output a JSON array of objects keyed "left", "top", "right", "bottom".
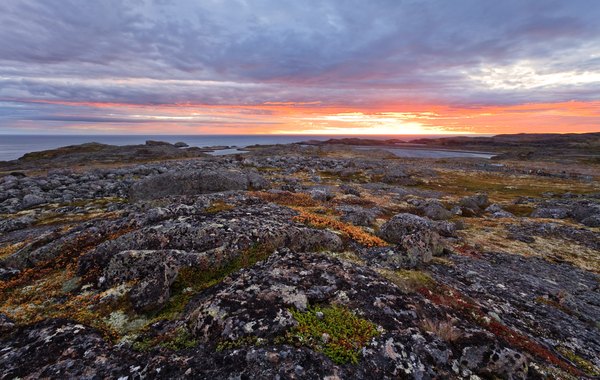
[{"left": 0, "top": 1, "right": 599, "bottom": 135}]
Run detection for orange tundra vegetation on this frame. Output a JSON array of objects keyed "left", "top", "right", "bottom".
[{"left": 252, "top": 191, "right": 387, "bottom": 247}]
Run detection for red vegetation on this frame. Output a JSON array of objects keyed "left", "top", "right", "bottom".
[{"left": 417, "top": 285, "right": 585, "bottom": 377}]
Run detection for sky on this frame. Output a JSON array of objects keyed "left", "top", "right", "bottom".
[{"left": 0, "top": 0, "right": 599, "bottom": 135}]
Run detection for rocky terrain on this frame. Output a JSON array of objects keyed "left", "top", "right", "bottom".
[{"left": 0, "top": 139, "right": 599, "bottom": 379}]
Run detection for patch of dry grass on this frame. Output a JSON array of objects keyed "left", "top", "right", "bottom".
[
  {"left": 458, "top": 218, "right": 600, "bottom": 273},
  {"left": 378, "top": 268, "right": 437, "bottom": 293},
  {"left": 420, "top": 169, "right": 600, "bottom": 202},
  {"left": 420, "top": 318, "right": 463, "bottom": 342}
]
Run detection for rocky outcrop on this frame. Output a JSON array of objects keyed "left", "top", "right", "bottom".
[
  {"left": 1, "top": 141, "right": 599, "bottom": 378},
  {"left": 506, "top": 221, "right": 600, "bottom": 251},
  {"left": 103, "top": 250, "right": 199, "bottom": 312},
  {"left": 430, "top": 251, "right": 600, "bottom": 374},
  {"left": 129, "top": 169, "right": 269, "bottom": 200}
]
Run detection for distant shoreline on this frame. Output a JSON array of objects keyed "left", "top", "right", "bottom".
[{"left": 0, "top": 134, "right": 484, "bottom": 161}]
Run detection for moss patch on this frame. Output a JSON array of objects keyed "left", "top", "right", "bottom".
[
  {"left": 286, "top": 305, "right": 379, "bottom": 365},
  {"left": 151, "top": 242, "right": 276, "bottom": 321},
  {"left": 378, "top": 268, "right": 437, "bottom": 293},
  {"left": 216, "top": 335, "right": 265, "bottom": 351},
  {"left": 133, "top": 326, "right": 197, "bottom": 351},
  {"left": 557, "top": 347, "right": 600, "bottom": 377}
]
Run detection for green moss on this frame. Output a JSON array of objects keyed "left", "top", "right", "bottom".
[
  {"left": 133, "top": 326, "right": 197, "bottom": 352},
  {"left": 216, "top": 335, "right": 265, "bottom": 351},
  {"left": 151, "top": 242, "right": 276, "bottom": 321},
  {"left": 557, "top": 347, "right": 600, "bottom": 376},
  {"left": 287, "top": 305, "right": 379, "bottom": 365}
]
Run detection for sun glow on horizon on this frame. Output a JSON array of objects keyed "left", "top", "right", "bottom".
[{"left": 1, "top": 99, "right": 598, "bottom": 135}]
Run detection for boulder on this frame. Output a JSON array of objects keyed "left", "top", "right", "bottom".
[
  {"left": 337, "top": 205, "right": 378, "bottom": 227},
  {"left": 422, "top": 203, "right": 452, "bottom": 220},
  {"left": 581, "top": 215, "right": 600, "bottom": 227},
  {"left": 129, "top": 170, "right": 269, "bottom": 201},
  {"left": 307, "top": 186, "right": 335, "bottom": 202},
  {"left": 459, "top": 193, "right": 489, "bottom": 215},
  {"left": 21, "top": 194, "right": 45, "bottom": 208},
  {"left": 432, "top": 220, "right": 459, "bottom": 237},
  {"left": 375, "top": 213, "right": 444, "bottom": 268},
  {"left": 572, "top": 203, "right": 600, "bottom": 225},
  {"left": 485, "top": 204, "right": 514, "bottom": 218}
]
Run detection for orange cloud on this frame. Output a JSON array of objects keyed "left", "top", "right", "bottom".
[{"left": 5, "top": 98, "right": 599, "bottom": 135}]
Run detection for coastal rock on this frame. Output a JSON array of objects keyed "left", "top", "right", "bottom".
[
  {"left": 1, "top": 137, "right": 599, "bottom": 378},
  {"left": 145, "top": 140, "right": 173, "bottom": 146}
]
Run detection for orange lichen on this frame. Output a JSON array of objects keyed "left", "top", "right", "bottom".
[
  {"left": 293, "top": 209, "right": 387, "bottom": 247},
  {"left": 251, "top": 191, "right": 321, "bottom": 207}
]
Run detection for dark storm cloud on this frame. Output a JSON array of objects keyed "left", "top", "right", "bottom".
[{"left": 0, "top": 0, "right": 599, "bottom": 131}]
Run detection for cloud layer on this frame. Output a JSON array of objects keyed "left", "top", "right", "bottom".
[{"left": 0, "top": 0, "right": 599, "bottom": 134}]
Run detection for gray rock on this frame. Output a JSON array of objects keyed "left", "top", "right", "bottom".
[
  {"left": 530, "top": 207, "right": 569, "bottom": 219},
  {"left": 432, "top": 220, "right": 459, "bottom": 237},
  {"left": 21, "top": 194, "right": 45, "bottom": 208},
  {"left": 491, "top": 210, "right": 514, "bottom": 218},
  {"left": 422, "top": 203, "right": 452, "bottom": 220},
  {"left": 104, "top": 249, "right": 201, "bottom": 312},
  {"left": 307, "top": 186, "right": 335, "bottom": 201},
  {"left": 374, "top": 213, "right": 444, "bottom": 268},
  {"left": 581, "top": 215, "right": 600, "bottom": 227},
  {"left": 340, "top": 184, "right": 361, "bottom": 196},
  {"left": 486, "top": 204, "right": 514, "bottom": 218},
  {"left": 571, "top": 203, "right": 600, "bottom": 222},
  {"left": 458, "top": 193, "right": 489, "bottom": 215},
  {"left": 337, "top": 205, "right": 378, "bottom": 227},
  {"left": 129, "top": 169, "right": 269, "bottom": 201},
  {"left": 0, "top": 314, "right": 15, "bottom": 334}
]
